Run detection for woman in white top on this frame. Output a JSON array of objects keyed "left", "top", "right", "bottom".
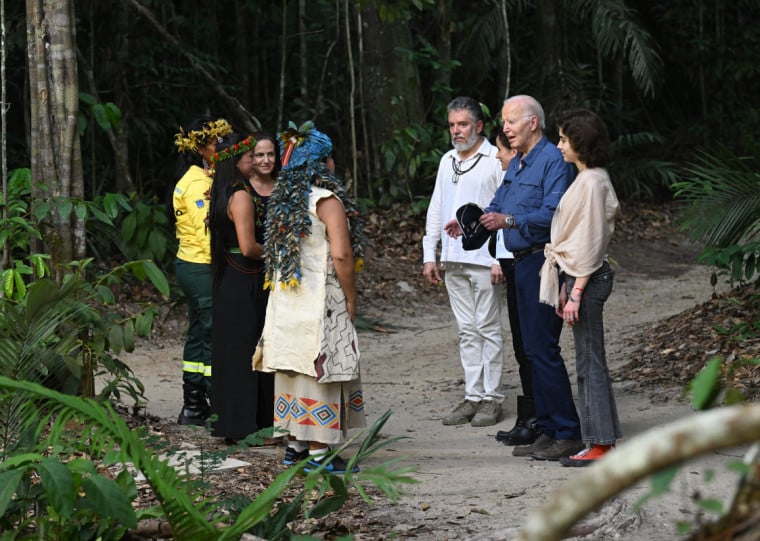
[{"left": 539, "top": 109, "right": 621, "bottom": 466}]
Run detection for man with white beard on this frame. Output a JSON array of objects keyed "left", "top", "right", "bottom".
[{"left": 422, "top": 96, "right": 505, "bottom": 427}]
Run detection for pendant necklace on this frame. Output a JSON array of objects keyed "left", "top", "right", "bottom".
[{"left": 451, "top": 154, "right": 483, "bottom": 183}]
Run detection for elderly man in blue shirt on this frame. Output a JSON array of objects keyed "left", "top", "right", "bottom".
[{"left": 454, "top": 95, "right": 583, "bottom": 461}]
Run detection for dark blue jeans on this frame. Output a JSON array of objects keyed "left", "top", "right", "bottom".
[
  {"left": 514, "top": 251, "right": 580, "bottom": 440},
  {"left": 567, "top": 262, "right": 622, "bottom": 444},
  {"left": 499, "top": 258, "right": 531, "bottom": 397}
]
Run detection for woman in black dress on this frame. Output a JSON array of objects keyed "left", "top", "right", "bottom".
[{"left": 208, "top": 133, "right": 279, "bottom": 443}]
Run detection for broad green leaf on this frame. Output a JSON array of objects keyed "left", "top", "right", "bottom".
[
  {"left": 38, "top": 458, "right": 76, "bottom": 518},
  {"left": 25, "top": 279, "right": 59, "bottom": 318},
  {"left": 123, "top": 319, "right": 135, "bottom": 352},
  {"left": 33, "top": 200, "right": 51, "bottom": 222},
  {"left": 0, "top": 470, "right": 24, "bottom": 516},
  {"left": 88, "top": 205, "right": 113, "bottom": 225},
  {"left": 75, "top": 202, "right": 88, "bottom": 220},
  {"left": 109, "top": 324, "right": 124, "bottom": 354},
  {"left": 92, "top": 103, "right": 111, "bottom": 131},
  {"left": 140, "top": 260, "right": 170, "bottom": 297},
  {"left": 58, "top": 199, "right": 73, "bottom": 219},
  {"left": 79, "top": 92, "right": 97, "bottom": 105},
  {"left": 14, "top": 272, "right": 27, "bottom": 299},
  {"left": 3, "top": 269, "right": 16, "bottom": 298},
  {"left": 105, "top": 102, "right": 122, "bottom": 131},
  {"left": 690, "top": 357, "right": 722, "bottom": 410},
  {"left": 81, "top": 474, "right": 138, "bottom": 528},
  {"left": 121, "top": 212, "right": 137, "bottom": 242},
  {"left": 95, "top": 284, "right": 116, "bottom": 304},
  {"left": 135, "top": 311, "right": 154, "bottom": 337}
]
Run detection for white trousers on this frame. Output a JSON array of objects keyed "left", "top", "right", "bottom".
[{"left": 444, "top": 263, "right": 504, "bottom": 402}]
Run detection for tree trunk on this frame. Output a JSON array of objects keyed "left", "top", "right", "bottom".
[
  {"left": 359, "top": 4, "right": 424, "bottom": 182},
  {"left": 25, "top": 0, "right": 85, "bottom": 264},
  {"left": 534, "top": 0, "right": 563, "bottom": 118}
]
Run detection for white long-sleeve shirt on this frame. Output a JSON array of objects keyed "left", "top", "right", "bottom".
[{"left": 423, "top": 137, "right": 503, "bottom": 267}]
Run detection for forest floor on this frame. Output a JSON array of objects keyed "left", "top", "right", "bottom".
[{"left": 119, "top": 202, "right": 760, "bottom": 540}]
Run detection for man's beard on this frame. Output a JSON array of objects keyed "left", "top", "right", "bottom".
[{"left": 452, "top": 130, "right": 479, "bottom": 153}]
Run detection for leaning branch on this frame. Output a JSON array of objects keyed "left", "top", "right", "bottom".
[
  {"left": 518, "top": 403, "right": 760, "bottom": 541},
  {"left": 124, "top": 0, "right": 261, "bottom": 133}
]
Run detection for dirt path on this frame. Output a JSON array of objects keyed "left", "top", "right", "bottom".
[{"left": 122, "top": 235, "right": 745, "bottom": 540}]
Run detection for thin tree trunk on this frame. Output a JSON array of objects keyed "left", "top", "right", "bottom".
[
  {"left": 299, "top": 0, "right": 307, "bottom": 105},
  {"left": 356, "top": 10, "right": 372, "bottom": 199},
  {"left": 1, "top": 0, "right": 8, "bottom": 270},
  {"left": 501, "top": 0, "right": 511, "bottom": 100},
  {"left": 26, "top": 0, "right": 83, "bottom": 264},
  {"left": 343, "top": 0, "right": 357, "bottom": 196},
  {"left": 277, "top": 0, "right": 287, "bottom": 130}
]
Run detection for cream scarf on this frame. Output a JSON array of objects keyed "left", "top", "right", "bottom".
[{"left": 539, "top": 168, "right": 619, "bottom": 307}]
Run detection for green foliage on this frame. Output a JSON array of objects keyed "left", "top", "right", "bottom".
[
  {"left": 688, "top": 356, "right": 722, "bottom": 410},
  {"left": 674, "top": 147, "right": 760, "bottom": 286},
  {"left": 633, "top": 465, "right": 678, "bottom": 511},
  {"left": 118, "top": 194, "right": 172, "bottom": 265},
  {"left": 566, "top": 0, "right": 662, "bottom": 97},
  {"left": 79, "top": 92, "right": 122, "bottom": 135},
  {"left": 608, "top": 132, "right": 680, "bottom": 200},
  {"left": 0, "top": 260, "right": 166, "bottom": 402},
  {"left": 0, "top": 385, "right": 414, "bottom": 540},
  {"left": 377, "top": 123, "right": 444, "bottom": 205}
]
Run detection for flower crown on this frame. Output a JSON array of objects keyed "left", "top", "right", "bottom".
[
  {"left": 174, "top": 119, "right": 233, "bottom": 153},
  {"left": 210, "top": 136, "right": 257, "bottom": 165}
]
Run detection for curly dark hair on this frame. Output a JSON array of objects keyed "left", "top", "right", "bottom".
[{"left": 556, "top": 109, "right": 610, "bottom": 168}]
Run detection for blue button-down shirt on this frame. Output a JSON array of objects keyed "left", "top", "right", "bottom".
[{"left": 486, "top": 136, "right": 574, "bottom": 252}]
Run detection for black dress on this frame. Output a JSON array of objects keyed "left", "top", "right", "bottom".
[{"left": 210, "top": 184, "right": 274, "bottom": 439}]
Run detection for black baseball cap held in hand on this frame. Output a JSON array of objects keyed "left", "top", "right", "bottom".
[{"left": 456, "top": 203, "right": 490, "bottom": 250}]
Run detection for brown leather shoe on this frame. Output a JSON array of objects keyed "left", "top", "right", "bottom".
[
  {"left": 512, "top": 433, "right": 554, "bottom": 457},
  {"left": 532, "top": 439, "right": 584, "bottom": 461}
]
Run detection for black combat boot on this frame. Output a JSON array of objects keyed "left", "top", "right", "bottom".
[
  {"left": 495, "top": 395, "right": 541, "bottom": 446},
  {"left": 177, "top": 383, "right": 211, "bottom": 426}
]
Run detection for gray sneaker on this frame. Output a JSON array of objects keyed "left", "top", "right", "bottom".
[
  {"left": 442, "top": 400, "right": 480, "bottom": 425},
  {"left": 512, "top": 433, "right": 553, "bottom": 457},
  {"left": 471, "top": 400, "right": 501, "bottom": 427},
  {"left": 532, "top": 439, "right": 585, "bottom": 461}
]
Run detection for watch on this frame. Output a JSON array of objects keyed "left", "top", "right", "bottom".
[{"left": 504, "top": 214, "right": 515, "bottom": 228}]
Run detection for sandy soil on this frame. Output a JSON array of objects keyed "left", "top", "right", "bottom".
[{"left": 121, "top": 234, "right": 746, "bottom": 540}]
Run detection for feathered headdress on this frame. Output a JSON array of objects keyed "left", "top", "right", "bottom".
[{"left": 264, "top": 121, "right": 364, "bottom": 289}]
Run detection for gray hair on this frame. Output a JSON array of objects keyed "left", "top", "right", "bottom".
[
  {"left": 447, "top": 96, "right": 485, "bottom": 124},
  {"left": 504, "top": 95, "right": 545, "bottom": 131}
]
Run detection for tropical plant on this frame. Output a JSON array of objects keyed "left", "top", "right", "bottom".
[
  {"left": 608, "top": 131, "right": 680, "bottom": 200},
  {"left": 0, "top": 260, "right": 167, "bottom": 400},
  {"left": 0, "top": 378, "right": 415, "bottom": 540},
  {"left": 673, "top": 147, "right": 760, "bottom": 286}
]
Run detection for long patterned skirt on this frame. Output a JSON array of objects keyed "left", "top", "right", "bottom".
[{"left": 273, "top": 372, "right": 365, "bottom": 444}]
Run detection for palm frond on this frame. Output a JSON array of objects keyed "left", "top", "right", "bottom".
[
  {"left": 0, "top": 376, "right": 221, "bottom": 539},
  {"left": 568, "top": 0, "right": 662, "bottom": 97},
  {"left": 675, "top": 149, "right": 760, "bottom": 247}
]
